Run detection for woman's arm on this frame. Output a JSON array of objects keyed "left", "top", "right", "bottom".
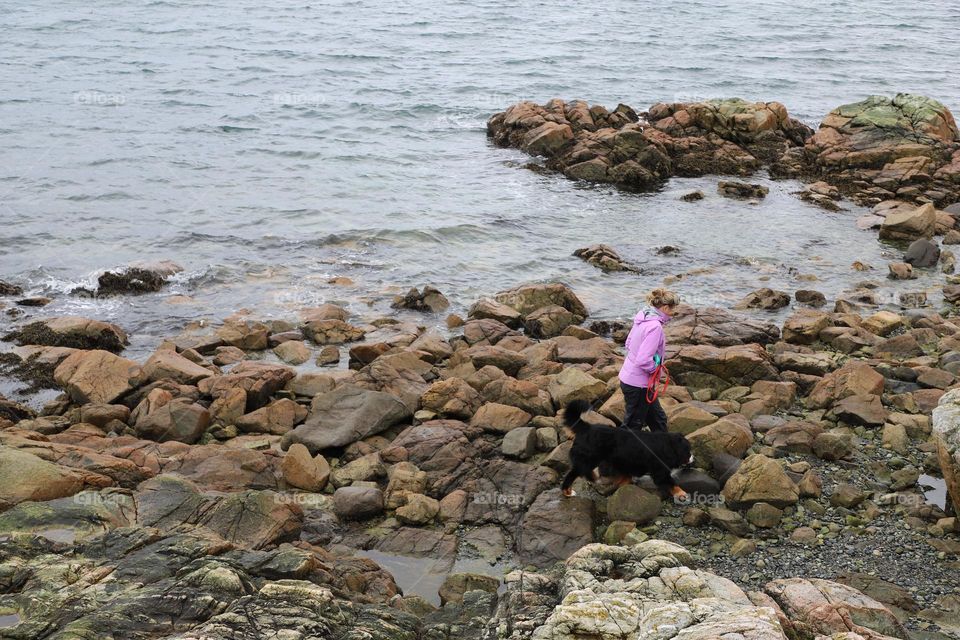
[{"left": 627, "top": 325, "right": 663, "bottom": 374}]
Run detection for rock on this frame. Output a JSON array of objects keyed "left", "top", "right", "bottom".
[
  {"left": 666, "top": 403, "right": 719, "bottom": 435},
  {"left": 469, "top": 402, "right": 531, "bottom": 433},
  {"left": 200, "top": 361, "right": 295, "bottom": 411},
  {"left": 216, "top": 319, "right": 270, "bottom": 351},
  {"left": 143, "top": 349, "right": 214, "bottom": 384},
  {"left": 832, "top": 394, "right": 888, "bottom": 427},
  {"left": 299, "top": 303, "right": 349, "bottom": 323},
  {"left": 668, "top": 343, "right": 778, "bottom": 390},
  {"left": 888, "top": 261, "right": 915, "bottom": 280},
  {"left": 395, "top": 493, "right": 440, "bottom": 525},
  {"left": 519, "top": 489, "right": 594, "bottom": 567},
  {"left": 782, "top": 309, "right": 831, "bottom": 344},
  {"left": 745, "top": 502, "right": 782, "bottom": 528},
  {"left": 812, "top": 431, "right": 853, "bottom": 460},
  {"left": 501, "top": 426, "right": 537, "bottom": 459},
  {"left": 134, "top": 397, "right": 211, "bottom": 444},
  {"left": 54, "top": 349, "right": 144, "bottom": 404},
  {"left": 765, "top": 577, "right": 907, "bottom": 639},
  {"left": 680, "top": 190, "right": 705, "bottom": 201},
  {"left": 384, "top": 462, "right": 428, "bottom": 509},
  {"left": 734, "top": 288, "right": 790, "bottom": 311},
  {"left": 467, "top": 298, "right": 523, "bottom": 328},
  {"left": 391, "top": 286, "right": 450, "bottom": 313},
  {"left": 199, "top": 489, "right": 303, "bottom": 548},
  {"left": 807, "top": 362, "right": 884, "bottom": 409},
  {"left": 861, "top": 306, "right": 905, "bottom": 336},
  {"left": 904, "top": 238, "right": 940, "bottom": 267},
  {"left": 420, "top": 377, "right": 482, "bottom": 419},
  {"left": 482, "top": 377, "right": 552, "bottom": 416},
  {"left": 718, "top": 180, "right": 769, "bottom": 199},
  {"left": 0, "top": 446, "right": 84, "bottom": 505},
  {"left": 804, "top": 94, "right": 960, "bottom": 205},
  {"left": 272, "top": 340, "right": 310, "bottom": 365},
  {"left": 462, "top": 344, "right": 527, "bottom": 375},
  {"left": 524, "top": 304, "right": 582, "bottom": 338},
  {"left": 301, "top": 319, "right": 365, "bottom": 345},
  {"left": 438, "top": 573, "right": 499, "bottom": 606},
  {"left": 831, "top": 483, "right": 867, "bottom": 508},
  {"left": 96, "top": 261, "right": 183, "bottom": 294},
  {"left": 721, "top": 454, "right": 798, "bottom": 508},
  {"left": 666, "top": 307, "right": 780, "bottom": 346},
  {"left": 708, "top": 506, "right": 750, "bottom": 536},
  {"left": 493, "top": 282, "right": 588, "bottom": 318},
  {"left": 315, "top": 345, "right": 340, "bottom": 365},
  {"left": 547, "top": 367, "right": 606, "bottom": 408},
  {"left": 932, "top": 388, "right": 960, "bottom": 514},
  {"left": 332, "top": 486, "right": 384, "bottom": 521},
  {"left": 572, "top": 244, "right": 641, "bottom": 273},
  {"left": 236, "top": 398, "right": 308, "bottom": 435},
  {"left": 0, "top": 280, "right": 24, "bottom": 295},
  {"left": 764, "top": 420, "right": 824, "bottom": 454},
  {"left": 687, "top": 415, "right": 753, "bottom": 466},
  {"left": 880, "top": 202, "right": 937, "bottom": 241},
  {"left": 606, "top": 485, "right": 661, "bottom": 524},
  {"left": 794, "top": 289, "right": 826, "bottom": 307},
  {"left": 283, "top": 385, "right": 411, "bottom": 453},
  {"left": 281, "top": 443, "right": 330, "bottom": 492},
  {"left": 5, "top": 316, "right": 128, "bottom": 352}
]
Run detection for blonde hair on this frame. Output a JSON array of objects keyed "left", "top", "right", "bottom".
[{"left": 647, "top": 288, "right": 679, "bottom": 308}]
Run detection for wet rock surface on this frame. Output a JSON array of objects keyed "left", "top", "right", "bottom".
[{"left": 0, "top": 278, "right": 958, "bottom": 638}]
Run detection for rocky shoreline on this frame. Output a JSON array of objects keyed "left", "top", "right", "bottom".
[{"left": 0, "top": 270, "right": 958, "bottom": 638}]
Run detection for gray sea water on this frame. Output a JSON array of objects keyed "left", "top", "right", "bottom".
[{"left": 2, "top": 0, "right": 960, "bottom": 360}]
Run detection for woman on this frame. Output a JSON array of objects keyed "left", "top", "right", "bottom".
[{"left": 618, "top": 288, "right": 679, "bottom": 432}]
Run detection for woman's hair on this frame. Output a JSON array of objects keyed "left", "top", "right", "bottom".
[{"left": 647, "top": 288, "right": 679, "bottom": 308}]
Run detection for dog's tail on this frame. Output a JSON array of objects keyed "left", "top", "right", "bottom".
[{"left": 563, "top": 399, "right": 592, "bottom": 435}]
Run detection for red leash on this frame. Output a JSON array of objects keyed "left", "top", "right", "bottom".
[{"left": 646, "top": 362, "right": 670, "bottom": 402}]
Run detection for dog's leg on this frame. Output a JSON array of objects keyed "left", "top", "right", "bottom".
[
  {"left": 669, "top": 485, "right": 689, "bottom": 501},
  {"left": 591, "top": 468, "right": 601, "bottom": 482},
  {"left": 561, "top": 469, "right": 579, "bottom": 497}
]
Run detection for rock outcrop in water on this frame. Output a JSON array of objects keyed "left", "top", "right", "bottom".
[
  {"left": 489, "top": 93, "right": 960, "bottom": 207},
  {"left": 782, "top": 94, "right": 960, "bottom": 206},
  {"left": 487, "top": 97, "right": 812, "bottom": 189}
]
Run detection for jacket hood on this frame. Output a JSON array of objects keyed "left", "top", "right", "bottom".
[{"left": 633, "top": 306, "right": 670, "bottom": 325}]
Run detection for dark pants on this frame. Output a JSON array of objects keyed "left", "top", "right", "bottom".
[{"left": 620, "top": 381, "right": 668, "bottom": 432}]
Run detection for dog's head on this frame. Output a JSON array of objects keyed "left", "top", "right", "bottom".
[{"left": 668, "top": 432, "right": 693, "bottom": 468}]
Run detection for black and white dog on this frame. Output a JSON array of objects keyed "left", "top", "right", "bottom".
[{"left": 560, "top": 399, "right": 693, "bottom": 499}]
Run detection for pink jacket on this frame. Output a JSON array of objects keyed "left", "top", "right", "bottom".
[{"left": 618, "top": 307, "right": 669, "bottom": 388}]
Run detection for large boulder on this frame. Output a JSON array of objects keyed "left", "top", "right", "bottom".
[
  {"left": 879, "top": 202, "right": 937, "bottom": 241},
  {"left": 547, "top": 367, "right": 606, "bottom": 408},
  {"left": 0, "top": 447, "right": 85, "bottom": 506},
  {"left": 420, "top": 377, "right": 482, "bottom": 419},
  {"left": 932, "top": 388, "right": 960, "bottom": 514},
  {"left": 133, "top": 396, "right": 211, "bottom": 444},
  {"left": 668, "top": 343, "right": 778, "bottom": 390},
  {"left": 283, "top": 385, "right": 411, "bottom": 453},
  {"left": 665, "top": 306, "right": 780, "bottom": 346},
  {"left": 96, "top": 260, "right": 183, "bottom": 294},
  {"left": 764, "top": 577, "right": 907, "bottom": 639},
  {"left": 721, "top": 454, "right": 799, "bottom": 508},
  {"left": 142, "top": 349, "right": 214, "bottom": 384},
  {"left": 686, "top": 414, "right": 753, "bottom": 467},
  {"left": 54, "top": 349, "right": 144, "bottom": 404},
  {"left": 519, "top": 489, "right": 594, "bottom": 567},
  {"left": 806, "top": 362, "right": 885, "bottom": 410},
  {"left": 199, "top": 361, "right": 295, "bottom": 411},
  {"left": 782, "top": 309, "right": 832, "bottom": 345},
  {"left": 802, "top": 94, "right": 960, "bottom": 204},
  {"left": 5, "top": 316, "right": 128, "bottom": 352},
  {"left": 493, "top": 282, "right": 588, "bottom": 318}
]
